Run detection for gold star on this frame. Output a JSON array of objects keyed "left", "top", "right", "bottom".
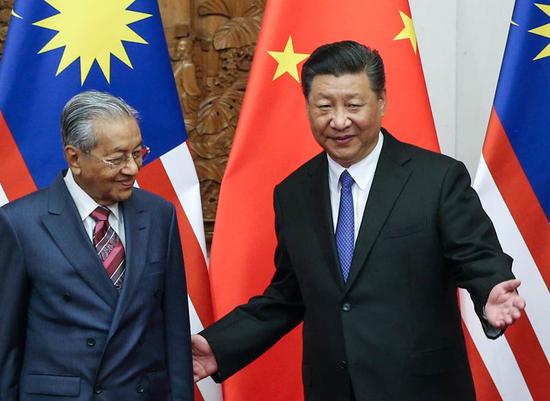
[
  {"left": 393, "top": 10, "right": 417, "bottom": 53},
  {"left": 33, "top": 0, "right": 151, "bottom": 84},
  {"left": 528, "top": 3, "right": 550, "bottom": 60},
  {"left": 11, "top": 9, "right": 22, "bottom": 19},
  {"left": 267, "top": 36, "right": 310, "bottom": 82}
]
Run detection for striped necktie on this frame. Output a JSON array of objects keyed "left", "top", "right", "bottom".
[{"left": 90, "top": 206, "right": 125, "bottom": 291}]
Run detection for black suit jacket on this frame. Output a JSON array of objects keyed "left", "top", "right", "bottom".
[
  {"left": 0, "top": 174, "right": 193, "bottom": 401},
  {"left": 202, "top": 130, "right": 514, "bottom": 401}
]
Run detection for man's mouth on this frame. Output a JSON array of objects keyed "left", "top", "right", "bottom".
[
  {"left": 118, "top": 178, "right": 135, "bottom": 188},
  {"left": 331, "top": 135, "right": 354, "bottom": 143}
]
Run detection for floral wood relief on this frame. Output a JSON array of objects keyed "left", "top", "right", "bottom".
[
  {"left": 0, "top": 0, "right": 13, "bottom": 57},
  {"left": 163, "top": 0, "right": 264, "bottom": 244}
]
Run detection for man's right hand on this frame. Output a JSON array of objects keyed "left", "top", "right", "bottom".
[{"left": 192, "top": 334, "right": 218, "bottom": 382}]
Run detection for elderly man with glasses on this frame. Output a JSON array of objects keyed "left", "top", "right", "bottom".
[{"left": 0, "top": 90, "right": 194, "bottom": 401}]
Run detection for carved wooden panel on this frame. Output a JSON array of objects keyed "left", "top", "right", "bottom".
[
  {"left": 161, "top": 0, "right": 264, "bottom": 243},
  {"left": 0, "top": 0, "right": 13, "bottom": 57},
  {"left": 0, "top": 0, "right": 265, "bottom": 245}
]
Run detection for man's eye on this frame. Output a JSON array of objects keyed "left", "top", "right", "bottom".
[
  {"left": 107, "top": 156, "right": 125, "bottom": 165},
  {"left": 318, "top": 104, "right": 331, "bottom": 110}
]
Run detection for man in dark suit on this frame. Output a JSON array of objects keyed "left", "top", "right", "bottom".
[
  {"left": 191, "top": 41, "right": 525, "bottom": 401},
  {"left": 0, "top": 90, "right": 193, "bottom": 401}
]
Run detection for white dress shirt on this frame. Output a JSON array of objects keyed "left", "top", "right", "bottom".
[
  {"left": 328, "top": 131, "right": 384, "bottom": 243},
  {"left": 64, "top": 169, "right": 126, "bottom": 247}
]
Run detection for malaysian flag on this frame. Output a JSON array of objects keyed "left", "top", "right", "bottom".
[
  {"left": 461, "top": 1, "right": 550, "bottom": 400},
  {"left": 0, "top": 1, "right": 220, "bottom": 400}
]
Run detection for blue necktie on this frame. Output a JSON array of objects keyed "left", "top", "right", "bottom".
[{"left": 335, "top": 170, "right": 355, "bottom": 282}]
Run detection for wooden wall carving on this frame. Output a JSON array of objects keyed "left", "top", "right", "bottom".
[
  {"left": 0, "top": 0, "right": 265, "bottom": 245},
  {"left": 0, "top": 0, "right": 13, "bottom": 57}
]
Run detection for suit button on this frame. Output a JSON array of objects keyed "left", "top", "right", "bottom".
[
  {"left": 63, "top": 293, "right": 72, "bottom": 302},
  {"left": 94, "top": 387, "right": 103, "bottom": 394},
  {"left": 342, "top": 302, "right": 351, "bottom": 312},
  {"left": 339, "top": 360, "right": 348, "bottom": 370},
  {"left": 136, "top": 384, "right": 144, "bottom": 393},
  {"left": 86, "top": 338, "right": 96, "bottom": 347}
]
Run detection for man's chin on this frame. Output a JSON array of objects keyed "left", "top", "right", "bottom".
[
  {"left": 326, "top": 151, "right": 354, "bottom": 168},
  {"left": 119, "top": 188, "right": 134, "bottom": 199},
  {"left": 110, "top": 188, "right": 134, "bottom": 203}
]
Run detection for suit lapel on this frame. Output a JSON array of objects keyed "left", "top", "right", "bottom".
[
  {"left": 106, "top": 194, "right": 150, "bottom": 342},
  {"left": 41, "top": 174, "right": 118, "bottom": 308},
  {"left": 307, "top": 155, "right": 345, "bottom": 289},
  {"left": 344, "top": 132, "right": 412, "bottom": 292}
]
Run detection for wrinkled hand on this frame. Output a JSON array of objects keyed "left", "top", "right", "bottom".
[
  {"left": 484, "top": 279, "right": 526, "bottom": 329},
  {"left": 192, "top": 334, "right": 218, "bottom": 382}
]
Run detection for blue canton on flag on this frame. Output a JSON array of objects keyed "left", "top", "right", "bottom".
[{"left": 493, "top": 0, "right": 550, "bottom": 220}]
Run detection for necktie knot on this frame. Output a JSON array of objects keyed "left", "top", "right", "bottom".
[
  {"left": 340, "top": 170, "right": 354, "bottom": 189},
  {"left": 90, "top": 206, "right": 110, "bottom": 222}
]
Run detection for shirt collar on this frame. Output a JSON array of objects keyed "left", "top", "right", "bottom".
[
  {"left": 64, "top": 169, "right": 120, "bottom": 222},
  {"left": 327, "top": 131, "right": 384, "bottom": 190}
]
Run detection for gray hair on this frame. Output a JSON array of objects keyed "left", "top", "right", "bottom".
[{"left": 61, "top": 90, "right": 139, "bottom": 152}]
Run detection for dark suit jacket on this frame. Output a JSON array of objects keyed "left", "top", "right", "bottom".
[
  {"left": 201, "top": 130, "right": 514, "bottom": 401},
  {"left": 0, "top": 174, "right": 193, "bottom": 401}
]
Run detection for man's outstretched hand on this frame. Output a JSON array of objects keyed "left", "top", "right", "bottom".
[
  {"left": 484, "top": 279, "right": 526, "bottom": 330},
  {"left": 192, "top": 334, "right": 218, "bottom": 382}
]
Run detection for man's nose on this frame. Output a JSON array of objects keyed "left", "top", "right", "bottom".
[
  {"left": 121, "top": 157, "right": 140, "bottom": 175},
  {"left": 330, "top": 107, "right": 351, "bottom": 130}
]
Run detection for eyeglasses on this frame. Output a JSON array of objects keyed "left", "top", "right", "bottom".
[{"left": 85, "top": 146, "right": 151, "bottom": 169}]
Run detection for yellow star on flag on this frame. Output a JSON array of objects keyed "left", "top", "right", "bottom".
[
  {"left": 394, "top": 10, "right": 417, "bottom": 53},
  {"left": 528, "top": 3, "right": 550, "bottom": 60},
  {"left": 268, "top": 36, "right": 310, "bottom": 82},
  {"left": 33, "top": 0, "right": 152, "bottom": 84}
]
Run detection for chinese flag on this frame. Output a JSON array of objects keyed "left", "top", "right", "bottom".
[{"left": 209, "top": 1, "right": 438, "bottom": 401}]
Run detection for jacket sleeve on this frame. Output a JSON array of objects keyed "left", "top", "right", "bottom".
[
  {"left": 200, "top": 188, "right": 305, "bottom": 381},
  {"left": 0, "top": 207, "right": 29, "bottom": 401},
  {"left": 163, "top": 206, "right": 194, "bottom": 401},
  {"left": 437, "top": 161, "right": 514, "bottom": 337}
]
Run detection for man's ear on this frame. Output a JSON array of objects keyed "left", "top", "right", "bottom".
[
  {"left": 305, "top": 96, "right": 312, "bottom": 113},
  {"left": 64, "top": 145, "right": 82, "bottom": 175},
  {"left": 378, "top": 90, "right": 387, "bottom": 117}
]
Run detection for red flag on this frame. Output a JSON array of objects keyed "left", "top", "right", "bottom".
[{"left": 209, "top": 1, "right": 438, "bottom": 400}]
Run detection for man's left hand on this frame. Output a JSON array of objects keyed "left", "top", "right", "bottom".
[{"left": 484, "top": 279, "right": 526, "bottom": 329}]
